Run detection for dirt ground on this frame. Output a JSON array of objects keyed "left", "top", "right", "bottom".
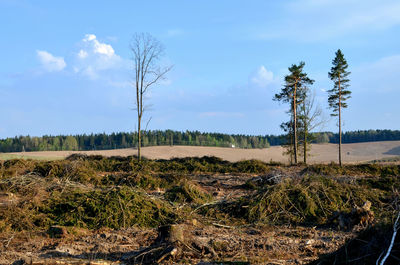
[
  {"left": 1, "top": 224, "right": 354, "bottom": 265},
  {"left": 5, "top": 141, "right": 400, "bottom": 164}
]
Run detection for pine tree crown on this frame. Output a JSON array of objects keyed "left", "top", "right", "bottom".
[
  {"left": 327, "top": 49, "right": 351, "bottom": 115},
  {"left": 274, "top": 61, "right": 314, "bottom": 104}
]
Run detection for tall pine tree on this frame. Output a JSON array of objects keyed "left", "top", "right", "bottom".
[
  {"left": 274, "top": 62, "right": 314, "bottom": 164},
  {"left": 328, "top": 49, "right": 351, "bottom": 166}
]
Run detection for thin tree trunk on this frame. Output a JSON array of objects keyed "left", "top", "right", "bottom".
[
  {"left": 304, "top": 124, "right": 307, "bottom": 164},
  {"left": 293, "top": 83, "right": 298, "bottom": 164},
  {"left": 138, "top": 71, "right": 143, "bottom": 161},
  {"left": 338, "top": 77, "right": 342, "bottom": 166},
  {"left": 138, "top": 117, "right": 141, "bottom": 161},
  {"left": 302, "top": 100, "right": 307, "bottom": 164}
]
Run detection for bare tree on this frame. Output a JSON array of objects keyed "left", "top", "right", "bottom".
[
  {"left": 298, "top": 89, "right": 326, "bottom": 164},
  {"left": 130, "top": 33, "right": 172, "bottom": 160},
  {"left": 280, "top": 89, "right": 325, "bottom": 164}
]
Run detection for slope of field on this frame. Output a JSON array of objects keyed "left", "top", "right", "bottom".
[{"left": 2, "top": 140, "right": 400, "bottom": 163}]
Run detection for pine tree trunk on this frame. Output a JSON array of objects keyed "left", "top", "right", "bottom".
[
  {"left": 303, "top": 101, "right": 307, "bottom": 164},
  {"left": 338, "top": 77, "right": 342, "bottom": 167},
  {"left": 293, "top": 83, "right": 298, "bottom": 164},
  {"left": 304, "top": 126, "right": 307, "bottom": 164}
]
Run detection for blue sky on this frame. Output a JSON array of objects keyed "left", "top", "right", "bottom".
[{"left": 0, "top": 0, "right": 399, "bottom": 138}]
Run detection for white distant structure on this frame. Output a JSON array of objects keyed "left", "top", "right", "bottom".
[{"left": 231, "top": 144, "right": 235, "bottom": 148}]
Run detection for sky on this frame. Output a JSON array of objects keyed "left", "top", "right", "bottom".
[{"left": 0, "top": 0, "right": 399, "bottom": 138}]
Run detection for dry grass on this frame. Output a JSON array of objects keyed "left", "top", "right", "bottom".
[{"left": 0, "top": 153, "right": 63, "bottom": 161}]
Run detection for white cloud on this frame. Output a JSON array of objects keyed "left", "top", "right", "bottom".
[
  {"left": 83, "top": 34, "right": 115, "bottom": 57},
  {"left": 250, "top": 66, "right": 274, "bottom": 87},
  {"left": 84, "top": 34, "right": 96, "bottom": 41},
  {"left": 36, "top": 50, "right": 66, "bottom": 72},
  {"left": 74, "top": 34, "right": 123, "bottom": 79}
]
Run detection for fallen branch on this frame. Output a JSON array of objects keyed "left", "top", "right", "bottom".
[
  {"left": 156, "top": 246, "right": 177, "bottom": 263},
  {"left": 377, "top": 211, "right": 400, "bottom": 265},
  {"left": 4, "top": 233, "right": 15, "bottom": 249},
  {"left": 212, "top": 223, "right": 234, "bottom": 229},
  {"left": 132, "top": 246, "right": 164, "bottom": 263},
  {"left": 190, "top": 200, "right": 222, "bottom": 215}
]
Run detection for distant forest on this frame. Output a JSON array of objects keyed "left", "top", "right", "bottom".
[{"left": 0, "top": 129, "right": 399, "bottom": 152}]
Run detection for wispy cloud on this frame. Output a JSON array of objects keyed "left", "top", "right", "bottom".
[
  {"left": 77, "top": 49, "right": 88, "bottom": 59},
  {"left": 253, "top": 0, "right": 400, "bottom": 42},
  {"left": 36, "top": 50, "right": 66, "bottom": 72},
  {"left": 165, "top": 29, "right": 184, "bottom": 38},
  {"left": 353, "top": 54, "right": 400, "bottom": 92},
  {"left": 198, "top": 111, "right": 245, "bottom": 118}
]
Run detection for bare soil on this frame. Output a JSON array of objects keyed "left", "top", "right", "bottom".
[{"left": 1, "top": 224, "right": 354, "bottom": 265}]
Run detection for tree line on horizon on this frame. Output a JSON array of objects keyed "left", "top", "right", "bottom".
[{"left": 0, "top": 129, "right": 399, "bottom": 153}]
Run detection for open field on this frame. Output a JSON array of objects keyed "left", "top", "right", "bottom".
[{"left": 2, "top": 140, "right": 400, "bottom": 163}]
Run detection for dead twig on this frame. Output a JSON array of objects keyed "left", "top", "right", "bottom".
[
  {"left": 4, "top": 233, "right": 15, "bottom": 249},
  {"left": 212, "top": 223, "right": 234, "bottom": 229},
  {"left": 157, "top": 247, "right": 177, "bottom": 263},
  {"left": 133, "top": 246, "right": 164, "bottom": 262},
  {"left": 190, "top": 200, "right": 223, "bottom": 215}
]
